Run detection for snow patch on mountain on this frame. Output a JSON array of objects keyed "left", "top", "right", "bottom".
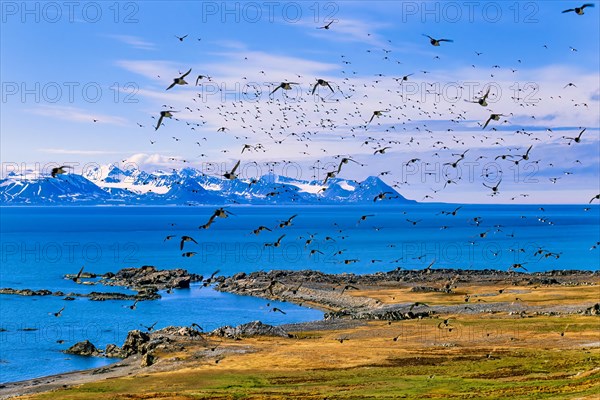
[{"left": 0, "top": 165, "right": 416, "bottom": 205}]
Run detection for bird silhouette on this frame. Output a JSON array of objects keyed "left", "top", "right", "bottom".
[
  {"left": 166, "top": 68, "right": 192, "bottom": 90},
  {"left": 51, "top": 166, "right": 72, "bottom": 178},
  {"left": 423, "top": 34, "right": 453, "bottom": 46},
  {"left": 180, "top": 235, "right": 198, "bottom": 251},
  {"left": 155, "top": 110, "right": 176, "bottom": 131},
  {"left": 562, "top": 4, "right": 594, "bottom": 15}
]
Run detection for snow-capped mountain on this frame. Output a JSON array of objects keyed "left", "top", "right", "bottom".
[{"left": 0, "top": 165, "right": 415, "bottom": 205}]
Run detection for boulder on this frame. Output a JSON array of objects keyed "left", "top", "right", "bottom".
[
  {"left": 233, "top": 272, "right": 247, "bottom": 280},
  {"left": 121, "top": 330, "right": 150, "bottom": 356},
  {"left": 64, "top": 340, "right": 98, "bottom": 356},
  {"left": 104, "top": 343, "right": 125, "bottom": 358}
]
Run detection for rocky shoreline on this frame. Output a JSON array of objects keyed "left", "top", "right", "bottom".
[
  {"left": 214, "top": 268, "right": 600, "bottom": 320},
  {"left": 1, "top": 267, "right": 598, "bottom": 399}
]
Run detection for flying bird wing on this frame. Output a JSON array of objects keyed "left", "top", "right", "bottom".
[
  {"left": 231, "top": 160, "right": 241, "bottom": 174},
  {"left": 180, "top": 68, "right": 192, "bottom": 79},
  {"left": 311, "top": 82, "right": 318, "bottom": 95},
  {"left": 482, "top": 115, "right": 493, "bottom": 129},
  {"left": 75, "top": 266, "right": 84, "bottom": 281},
  {"left": 155, "top": 114, "right": 165, "bottom": 130}
]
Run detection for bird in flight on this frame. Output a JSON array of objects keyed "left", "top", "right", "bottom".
[
  {"left": 279, "top": 214, "right": 298, "bottom": 228},
  {"left": 563, "top": 128, "right": 586, "bottom": 144},
  {"left": 312, "top": 79, "right": 335, "bottom": 95},
  {"left": 71, "top": 265, "right": 85, "bottom": 283},
  {"left": 396, "top": 73, "right": 414, "bottom": 84},
  {"left": 467, "top": 88, "right": 491, "bottom": 107},
  {"left": 270, "top": 82, "right": 298, "bottom": 95},
  {"left": 357, "top": 214, "right": 375, "bottom": 224},
  {"left": 223, "top": 160, "right": 241, "bottom": 180},
  {"left": 483, "top": 179, "right": 502, "bottom": 195},
  {"left": 520, "top": 145, "right": 533, "bottom": 161},
  {"left": 264, "top": 234, "right": 286, "bottom": 247},
  {"left": 374, "top": 146, "right": 392, "bottom": 155},
  {"left": 195, "top": 75, "right": 211, "bottom": 85},
  {"left": 50, "top": 307, "right": 65, "bottom": 317},
  {"left": 51, "top": 165, "right": 72, "bottom": 178},
  {"left": 336, "top": 157, "right": 361, "bottom": 174},
  {"left": 508, "top": 263, "right": 528, "bottom": 272},
  {"left": 317, "top": 20, "right": 335, "bottom": 29},
  {"left": 155, "top": 110, "right": 176, "bottom": 131},
  {"left": 373, "top": 192, "right": 393, "bottom": 202},
  {"left": 482, "top": 113, "right": 505, "bottom": 129},
  {"left": 200, "top": 208, "right": 234, "bottom": 229},
  {"left": 368, "top": 110, "right": 388, "bottom": 124},
  {"left": 141, "top": 321, "right": 158, "bottom": 332},
  {"left": 423, "top": 34, "right": 453, "bottom": 46},
  {"left": 562, "top": 3, "right": 594, "bottom": 15},
  {"left": 166, "top": 68, "right": 192, "bottom": 90},
  {"left": 252, "top": 226, "right": 272, "bottom": 235},
  {"left": 180, "top": 235, "right": 198, "bottom": 251},
  {"left": 440, "top": 206, "right": 462, "bottom": 216},
  {"left": 175, "top": 34, "right": 188, "bottom": 41},
  {"left": 203, "top": 270, "right": 221, "bottom": 286}
]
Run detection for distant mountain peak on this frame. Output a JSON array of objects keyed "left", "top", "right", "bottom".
[{"left": 0, "top": 166, "right": 416, "bottom": 205}]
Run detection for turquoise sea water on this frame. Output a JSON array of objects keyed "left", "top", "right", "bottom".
[{"left": 0, "top": 204, "right": 599, "bottom": 383}]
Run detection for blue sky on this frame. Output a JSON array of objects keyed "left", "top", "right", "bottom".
[{"left": 1, "top": 1, "right": 599, "bottom": 203}]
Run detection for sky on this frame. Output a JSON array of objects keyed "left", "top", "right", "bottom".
[{"left": 1, "top": 0, "right": 599, "bottom": 203}]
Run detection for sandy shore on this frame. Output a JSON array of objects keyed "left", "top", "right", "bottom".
[{"left": 2, "top": 268, "right": 599, "bottom": 399}]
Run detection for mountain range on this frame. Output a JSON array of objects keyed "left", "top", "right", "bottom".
[{"left": 0, "top": 164, "right": 415, "bottom": 205}]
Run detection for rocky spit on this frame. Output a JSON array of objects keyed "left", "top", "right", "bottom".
[{"left": 0, "top": 265, "right": 203, "bottom": 301}]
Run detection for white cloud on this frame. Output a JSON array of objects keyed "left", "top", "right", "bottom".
[
  {"left": 28, "top": 105, "right": 129, "bottom": 126},
  {"left": 37, "top": 148, "right": 127, "bottom": 155},
  {"left": 106, "top": 34, "right": 156, "bottom": 51}
]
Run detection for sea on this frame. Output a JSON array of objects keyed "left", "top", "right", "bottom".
[{"left": 1, "top": 204, "right": 599, "bottom": 383}]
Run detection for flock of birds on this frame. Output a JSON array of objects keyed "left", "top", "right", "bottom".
[
  {"left": 79, "top": 4, "right": 597, "bottom": 208},
  {"left": 45, "top": 4, "right": 599, "bottom": 334}
]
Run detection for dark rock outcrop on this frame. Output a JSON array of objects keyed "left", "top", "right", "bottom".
[
  {"left": 121, "top": 330, "right": 151, "bottom": 357},
  {"left": 104, "top": 344, "right": 125, "bottom": 358},
  {"left": 583, "top": 303, "right": 599, "bottom": 315},
  {"left": 100, "top": 266, "right": 202, "bottom": 291},
  {"left": 0, "top": 288, "right": 157, "bottom": 301},
  {"left": 210, "top": 321, "right": 291, "bottom": 339},
  {"left": 64, "top": 340, "right": 99, "bottom": 356}
]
